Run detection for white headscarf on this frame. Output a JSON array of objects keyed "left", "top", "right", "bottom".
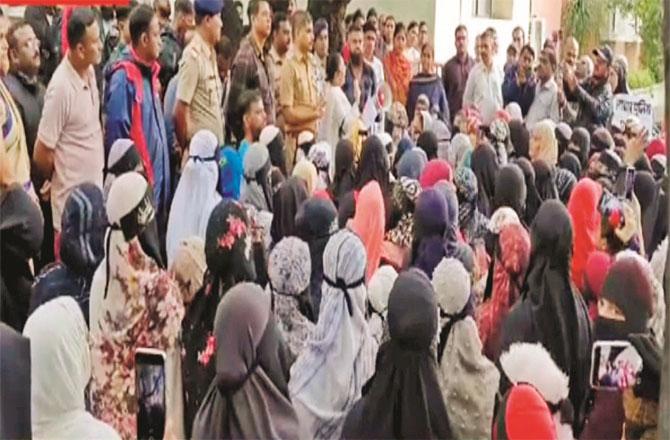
[
  {"left": 432, "top": 257, "right": 499, "bottom": 440},
  {"left": 23, "top": 297, "right": 120, "bottom": 440},
  {"left": 166, "top": 130, "right": 221, "bottom": 265},
  {"left": 500, "top": 342, "right": 573, "bottom": 440},
  {"left": 241, "top": 142, "right": 272, "bottom": 211},
  {"left": 448, "top": 133, "right": 473, "bottom": 170},
  {"left": 505, "top": 102, "right": 523, "bottom": 121},
  {"left": 289, "top": 229, "right": 378, "bottom": 440},
  {"left": 308, "top": 141, "right": 332, "bottom": 191},
  {"left": 367, "top": 266, "right": 398, "bottom": 344},
  {"left": 104, "top": 139, "right": 139, "bottom": 198}
]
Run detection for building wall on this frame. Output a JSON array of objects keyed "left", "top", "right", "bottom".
[
  {"left": 434, "top": 0, "right": 532, "bottom": 66},
  {"left": 531, "top": 0, "right": 562, "bottom": 37}
]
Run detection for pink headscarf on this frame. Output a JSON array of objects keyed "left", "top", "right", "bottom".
[
  {"left": 419, "top": 159, "right": 452, "bottom": 189},
  {"left": 348, "top": 180, "right": 386, "bottom": 281}
]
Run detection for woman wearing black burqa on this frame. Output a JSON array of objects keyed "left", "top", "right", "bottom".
[
  {"left": 341, "top": 268, "right": 452, "bottom": 439},
  {"left": 500, "top": 200, "right": 592, "bottom": 436},
  {"left": 181, "top": 200, "right": 256, "bottom": 435}
]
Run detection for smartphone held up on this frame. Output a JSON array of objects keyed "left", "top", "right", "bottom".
[{"left": 136, "top": 348, "right": 167, "bottom": 440}]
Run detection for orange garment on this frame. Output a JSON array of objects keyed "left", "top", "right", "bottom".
[
  {"left": 384, "top": 51, "right": 412, "bottom": 106},
  {"left": 348, "top": 180, "right": 385, "bottom": 281}
]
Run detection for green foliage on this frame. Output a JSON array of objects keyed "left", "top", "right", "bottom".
[
  {"left": 628, "top": 68, "right": 656, "bottom": 90},
  {"left": 608, "top": 0, "right": 664, "bottom": 82},
  {"left": 564, "top": 0, "right": 609, "bottom": 48}
]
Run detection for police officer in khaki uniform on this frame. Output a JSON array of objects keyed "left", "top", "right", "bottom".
[{"left": 174, "top": 0, "right": 224, "bottom": 155}]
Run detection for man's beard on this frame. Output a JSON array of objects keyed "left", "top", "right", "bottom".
[{"left": 350, "top": 52, "right": 363, "bottom": 66}]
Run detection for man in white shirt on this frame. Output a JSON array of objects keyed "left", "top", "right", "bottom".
[
  {"left": 363, "top": 22, "right": 384, "bottom": 87},
  {"left": 526, "top": 48, "right": 560, "bottom": 128},
  {"left": 462, "top": 30, "right": 502, "bottom": 123}
]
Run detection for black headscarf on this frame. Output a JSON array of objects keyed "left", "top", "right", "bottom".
[
  {"left": 330, "top": 139, "right": 356, "bottom": 206},
  {"left": 417, "top": 130, "right": 439, "bottom": 160},
  {"left": 633, "top": 171, "right": 661, "bottom": 257},
  {"left": 500, "top": 200, "right": 592, "bottom": 434},
  {"left": 471, "top": 142, "right": 499, "bottom": 217},
  {"left": 342, "top": 269, "right": 452, "bottom": 439},
  {"left": 270, "top": 177, "right": 309, "bottom": 244},
  {"left": 512, "top": 157, "right": 542, "bottom": 225},
  {"left": 555, "top": 167, "right": 577, "bottom": 204},
  {"left": 0, "top": 323, "right": 31, "bottom": 439},
  {"left": 356, "top": 136, "right": 390, "bottom": 195},
  {"left": 295, "top": 197, "right": 338, "bottom": 318},
  {"left": 568, "top": 127, "right": 590, "bottom": 169},
  {"left": 493, "top": 164, "right": 527, "bottom": 220},
  {"left": 182, "top": 200, "right": 256, "bottom": 434},
  {"left": 559, "top": 151, "right": 583, "bottom": 180},
  {"left": 0, "top": 184, "right": 44, "bottom": 331},
  {"left": 508, "top": 120, "right": 529, "bottom": 159},
  {"left": 532, "top": 159, "right": 559, "bottom": 201},
  {"left": 191, "top": 283, "right": 299, "bottom": 439}
]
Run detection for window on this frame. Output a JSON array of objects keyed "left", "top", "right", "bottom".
[
  {"left": 473, "top": 0, "right": 514, "bottom": 20},
  {"left": 473, "top": 0, "right": 492, "bottom": 17}
]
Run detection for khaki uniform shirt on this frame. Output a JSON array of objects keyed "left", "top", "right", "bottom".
[
  {"left": 279, "top": 50, "right": 319, "bottom": 134},
  {"left": 176, "top": 32, "right": 224, "bottom": 143}
]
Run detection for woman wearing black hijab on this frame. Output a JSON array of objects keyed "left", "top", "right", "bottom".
[
  {"left": 559, "top": 151, "right": 583, "bottom": 180},
  {"left": 532, "top": 159, "right": 559, "bottom": 202},
  {"left": 512, "top": 157, "right": 542, "bottom": 225},
  {"left": 1, "top": 182, "right": 44, "bottom": 332},
  {"left": 356, "top": 136, "right": 392, "bottom": 228},
  {"left": 471, "top": 143, "right": 499, "bottom": 217},
  {"left": 508, "top": 119, "right": 529, "bottom": 159},
  {"left": 330, "top": 139, "right": 356, "bottom": 206},
  {"left": 295, "top": 197, "right": 338, "bottom": 318},
  {"left": 342, "top": 269, "right": 452, "bottom": 439},
  {"left": 182, "top": 200, "right": 257, "bottom": 434},
  {"left": 493, "top": 164, "right": 527, "bottom": 220},
  {"left": 270, "top": 177, "right": 309, "bottom": 244},
  {"left": 500, "top": 200, "right": 592, "bottom": 435},
  {"left": 634, "top": 171, "right": 664, "bottom": 258},
  {"left": 568, "top": 127, "right": 590, "bottom": 169},
  {"left": 191, "top": 283, "right": 299, "bottom": 439}
]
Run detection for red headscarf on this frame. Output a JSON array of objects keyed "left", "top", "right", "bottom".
[
  {"left": 494, "top": 384, "right": 556, "bottom": 440},
  {"left": 583, "top": 251, "right": 613, "bottom": 320},
  {"left": 646, "top": 138, "right": 665, "bottom": 160},
  {"left": 348, "top": 180, "right": 386, "bottom": 281},
  {"left": 567, "top": 178, "right": 603, "bottom": 293},
  {"left": 419, "top": 159, "right": 452, "bottom": 189},
  {"left": 477, "top": 223, "right": 530, "bottom": 360},
  {"left": 384, "top": 50, "right": 412, "bottom": 106}
]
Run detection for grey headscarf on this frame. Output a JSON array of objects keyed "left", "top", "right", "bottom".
[
  {"left": 191, "top": 283, "right": 300, "bottom": 439},
  {"left": 241, "top": 143, "right": 273, "bottom": 212},
  {"left": 397, "top": 148, "right": 428, "bottom": 180}
]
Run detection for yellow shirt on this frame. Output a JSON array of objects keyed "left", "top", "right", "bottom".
[{"left": 177, "top": 32, "right": 224, "bottom": 143}]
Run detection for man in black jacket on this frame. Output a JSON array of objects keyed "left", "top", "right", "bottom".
[{"left": 157, "top": 0, "right": 194, "bottom": 93}]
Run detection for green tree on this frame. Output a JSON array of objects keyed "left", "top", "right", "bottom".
[{"left": 609, "top": 0, "right": 664, "bottom": 82}]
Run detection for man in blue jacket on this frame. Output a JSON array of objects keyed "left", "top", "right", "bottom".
[{"left": 104, "top": 4, "right": 170, "bottom": 234}]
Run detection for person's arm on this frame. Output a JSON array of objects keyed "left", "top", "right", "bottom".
[
  {"left": 439, "top": 83, "right": 450, "bottom": 125},
  {"left": 501, "top": 70, "right": 516, "bottom": 105},
  {"left": 549, "top": 86, "right": 560, "bottom": 123},
  {"left": 174, "top": 101, "right": 190, "bottom": 151},
  {"left": 574, "top": 84, "right": 613, "bottom": 126},
  {"left": 279, "top": 61, "right": 322, "bottom": 126},
  {"left": 103, "top": 69, "right": 132, "bottom": 152},
  {"left": 33, "top": 80, "right": 66, "bottom": 179},
  {"left": 175, "top": 50, "right": 199, "bottom": 149},
  {"left": 461, "top": 68, "right": 475, "bottom": 108},
  {"left": 33, "top": 139, "right": 54, "bottom": 179}
]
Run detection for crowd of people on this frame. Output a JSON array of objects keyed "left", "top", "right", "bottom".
[{"left": 0, "top": 0, "right": 667, "bottom": 439}]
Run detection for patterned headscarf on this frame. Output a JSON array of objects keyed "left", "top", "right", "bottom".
[
  {"left": 449, "top": 133, "right": 473, "bottom": 170},
  {"left": 455, "top": 167, "right": 488, "bottom": 245},
  {"left": 268, "top": 237, "right": 315, "bottom": 357}
]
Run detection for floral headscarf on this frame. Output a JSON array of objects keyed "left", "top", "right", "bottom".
[
  {"left": 268, "top": 237, "right": 315, "bottom": 357},
  {"left": 386, "top": 177, "right": 421, "bottom": 249},
  {"left": 308, "top": 142, "right": 332, "bottom": 191},
  {"left": 455, "top": 167, "right": 488, "bottom": 245},
  {"left": 477, "top": 223, "right": 530, "bottom": 360}
]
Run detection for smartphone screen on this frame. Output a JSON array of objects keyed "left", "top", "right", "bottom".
[
  {"left": 624, "top": 167, "right": 636, "bottom": 200},
  {"left": 136, "top": 348, "right": 167, "bottom": 440},
  {"left": 590, "top": 340, "right": 642, "bottom": 390}
]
